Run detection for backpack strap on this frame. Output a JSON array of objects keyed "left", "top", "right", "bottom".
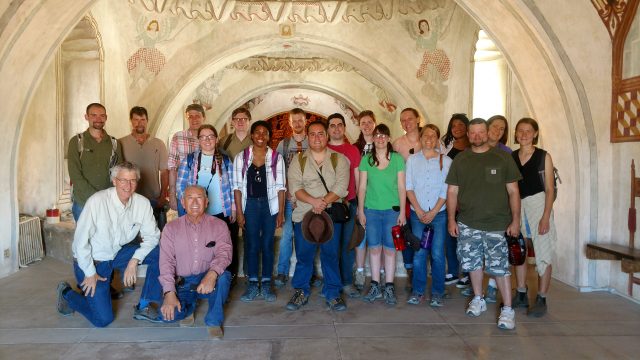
[
  {"left": 108, "top": 136, "right": 118, "bottom": 168},
  {"left": 270, "top": 149, "right": 279, "bottom": 180},
  {"left": 439, "top": 153, "right": 443, "bottom": 171},
  {"left": 77, "top": 133, "right": 84, "bottom": 158},
  {"left": 298, "top": 152, "right": 307, "bottom": 176},
  {"left": 330, "top": 152, "right": 338, "bottom": 171},
  {"left": 283, "top": 137, "right": 291, "bottom": 154},
  {"left": 222, "top": 134, "right": 233, "bottom": 151}
]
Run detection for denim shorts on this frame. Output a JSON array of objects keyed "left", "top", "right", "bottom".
[
  {"left": 456, "top": 222, "right": 510, "bottom": 276},
  {"left": 364, "top": 208, "right": 398, "bottom": 250}
]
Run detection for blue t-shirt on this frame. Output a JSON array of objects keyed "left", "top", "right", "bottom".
[{"left": 197, "top": 154, "right": 223, "bottom": 215}]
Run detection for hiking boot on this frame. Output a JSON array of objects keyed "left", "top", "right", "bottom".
[
  {"left": 286, "top": 289, "right": 309, "bottom": 311},
  {"left": 310, "top": 275, "right": 323, "bottom": 288},
  {"left": 241, "top": 281, "right": 260, "bottom": 302},
  {"left": 512, "top": 289, "right": 529, "bottom": 308},
  {"left": 261, "top": 282, "right": 276, "bottom": 302},
  {"left": 207, "top": 326, "right": 224, "bottom": 339},
  {"left": 466, "top": 297, "right": 487, "bottom": 317},
  {"left": 383, "top": 284, "right": 397, "bottom": 306},
  {"left": 354, "top": 270, "right": 366, "bottom": 291},
  {"left": 56, "top": 281, "right": 74, "bottom": 316},
  {"left": 485, "top": 285, "right": 498, "bottom": 303},
  {"left": 429, "top": 294, "right": 444, "bottom": 307},
  {"left": 445, "top": 274, "right": 459, "bottom": 286},
  {"left": 342, "top": 284, "right": 361, "bottom": 299},
  {"left": 363, "top": 282, "right": 383, "bottom": 303},
  {"left": 527, "top": 295, "right": 547, "bottom": 317},
  {"left": 407, "top": 293, "right": 424, "bottom": 305},
  {"left": 405, "top": 268, "right": 413, "bottom": 292},
  {"left": 326, "top": 297, "right": 347, "bottom": 311},
  {"left": 456, "top": 275, "right": 470, "bottom": 288},
  {"left": 179, "top": 313, "right": 195, "bottom": 327},
  {"left": 498, "top": 306, "right": 516, "bottom": 330},
  {"left": 274, "top": 274, "right": 288, "bottom": 288},
  {"left": 133, "top": 304, "right": 162, "bottom": 323}
]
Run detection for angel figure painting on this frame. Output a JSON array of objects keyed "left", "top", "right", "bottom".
[{"left": 127, "top": 17, "right": 175, "bottom": 89}]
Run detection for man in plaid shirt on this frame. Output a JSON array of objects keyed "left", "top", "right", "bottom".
[{"left": 168, "top": 104, "right": 204, "bottom": 215}]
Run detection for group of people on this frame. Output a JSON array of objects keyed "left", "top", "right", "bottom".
[{"left": 57, "top": 102, "right": 558, "bottom": 337}]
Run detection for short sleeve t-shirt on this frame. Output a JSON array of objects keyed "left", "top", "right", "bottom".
[
  {"left": 445, "top": 147, "right": 522, "bottom": 231},
  {"left": 359, "top": 151, "right": 405, "bottom": 210},
  {"left": 328, "top": 142, "right": 361, "bottom": 201}
]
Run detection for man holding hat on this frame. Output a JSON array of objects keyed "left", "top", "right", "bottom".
[{"left": 285, "top": 120, "right": 350, "bottom": 311}]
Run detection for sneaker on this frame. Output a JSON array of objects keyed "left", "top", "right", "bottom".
[
  {"left": 274, "top": 274, "right": 288, "bottom": 288},
  {"left": 407, "top": 293, "right": 424, "bottom": 305},
  {"left": 261, "top": 282, "right": 277, "bottom": 302},
  {"left": 326, "top": 297, "right": 347, "bottom": 311},
  {"left": 466, "top": 297, "right": 487, "bottom": 317},
  {"left": 241, "top": 281, "right": 260, "bottom": 302},
  {"left": 363, "top": 283, "right": 382, "bottom": 303},
  {"left": 286, "top": 289, "right": 309, "bottom": 311},
  {"left": 460, "top": 286, "right": 474, "bottom": 297},
  {"left": 383, "top": 284, "right": 397, "bottom": 306},
  {"left": 456, "top": 276, "right": 470, "bottom": 288},
  {"left": 485, "top": 285, "right": 498, "bottom": 303},
  {"left": 429, "top": 294, "right": 444, "bottom": 307},
  {"left": 512, "top": 289, "right": 529, "bottom": 308},
  {"left": 207, "top": 326, "right": 224, "bottom": 339},
  {"left": 497, "top": 306, "right": 516, "bottom": 330},
  {"left": 342, "top": 284, "right": 361, "bottom": 299},
  {"left": 123, "top": 284, "right": 136, "bottom": 293},
  {"left": 405, "top": 268, "right": 413, "bottom": 292},
  {"left": 179, "top": 313, "right": 195, "bottom": 327},
  {"left": 527, "top": 295, "right": 547, "bottom": 317},
  {"left": 56, "top": 281, "right": 74, "bottom": 316},
  {"left": 354, "top": 270, "right": 366, "bottom": 291},
  {"left": 133, "top": 304, "right": 163, "bottom": 323},
  {"left": 444, "top": 274, "right": 459, "bottom": 285}
]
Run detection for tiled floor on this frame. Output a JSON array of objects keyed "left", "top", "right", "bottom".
[{"left": 1, "top": 258, "right": 639, "bottom": 359}]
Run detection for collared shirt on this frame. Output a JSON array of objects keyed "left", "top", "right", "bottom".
[
  {"left": 158, "top": 215, "right": 233, "bottom": 293},
  {"left": 168, "top": 129, "right": 199, "bottom": 171},
  {"left": 67, "top": 129, "right": 124, "bottom": 206},
  {"left": 218, "top": 132, "right": 252, "bottom": 161},
  {"left": 72, "top": 188, "right": 160, "bottom": 277},
  {"left": 120, "top": 134, "right": 168, "bottom": 199},
  {"left": 176, "top": 150, "right": 235, "bottom": 217},
  {"left": 288, "top": 148, "right": 350, "bottom": 223},
  {"left": 232, "top": 146, "right": 286, "bottom": 215},
  {"left": 406, "top": 152, "right": 452, "bottom": 211},
  {"left": 276, "top": 136, "right": 309, "bottom": 171}
]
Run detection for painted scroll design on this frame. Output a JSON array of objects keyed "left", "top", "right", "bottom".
[
  {"left": 228, "top": 56, "right": 355, "bottom": 72},
  {"left": 128, "top": 0, "right": 445, "bottom": 23}
]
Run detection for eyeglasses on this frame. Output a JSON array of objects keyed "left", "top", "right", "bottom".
[
  {"left": 373, "top": 133, "right": 388, "bottom": 139},
  {"left": 232, "top": 117, "right": 249, "bottom": 122},
  {"left": 198, "top": 135, "right": 217, "bottom": 141},
  {"left": 115, "top": 178, "right": 138, "bottom": 185}
]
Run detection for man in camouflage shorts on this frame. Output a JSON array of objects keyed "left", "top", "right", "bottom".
[{"left": 445, "top": 118, "right": 522, "bottom": 330}]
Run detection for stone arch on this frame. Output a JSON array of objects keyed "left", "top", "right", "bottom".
[{"left": 0, "top": 1, "right": 597, "bottom": 287}]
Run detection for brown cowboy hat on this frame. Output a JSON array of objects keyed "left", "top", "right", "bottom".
[
  {"left": 301, "top": 210, "right": 334, "bottom": 244},
  {"left": 348, "top": 219, "right": 365, "bottom": 250}
]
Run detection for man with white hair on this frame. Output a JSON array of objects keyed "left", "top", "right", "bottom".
[{"left": 55, "top": 161, "right": 162, "bottom": 327}]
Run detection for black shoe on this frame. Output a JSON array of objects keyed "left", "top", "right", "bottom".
[
  {"left": 326, "top": 297, "right": 347, "bottom": 311},
  {"left": 527, "top": 295, "right": 547, "bottom": 317},
  {"left": 512, "top": 289, "right": 529, "bottom": 308},
  {"left": 110, "top": 286, "right": 124, "bottom": 300},
  {"left": 274, "top": 274, "right": 288, "bottom": 288},
  {"left": 405, "top": 268, "right": 413, "bottom": 292},
  {"left": 122, "top": 284, "right": 136, "bottom": 293},
  {"left": 133, "top": 304, "right": 163, "bottom": 323},
  {"left": 56, "top": 281, "right": 74, "bottom": 316},
  {"left": 286, "top": 289, "right": 309, "bottom": 311}
]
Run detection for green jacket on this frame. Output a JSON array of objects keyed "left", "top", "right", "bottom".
[{"left": 67, "top": 129, "right": 123, "bottom": 206}]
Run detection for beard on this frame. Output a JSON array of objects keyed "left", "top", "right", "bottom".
[{"left": 91, "top": 122, "right": 105, "bottom": 130}]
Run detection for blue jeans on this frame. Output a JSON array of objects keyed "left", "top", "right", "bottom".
[
  {"left": 411, "top": 210, "right": 447, "bottom": 296},
  {"left": 64, "top": 245, "right": 162, "bottom": 327},
  {"left": 339, "top": 200, "right": 357, "bottom": 286},
  {"left": 276, "top": 199, "right": 294, "bottom": 276},
  {"left": 244, "top": 197, "right": 277, "bottom": 282},
  {"left": 364, "top": 208, "right": 398, "bottom": 249},
  {"left": 72, "top": 201, "right": 84, "bottom": 222},
  {"left": 291, "top": 221, "right": 342, "bottom": 299},
  {"left": 161, "top": 271, "right": 231, "bottom": 326}
]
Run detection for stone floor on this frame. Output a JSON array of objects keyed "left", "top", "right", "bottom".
[{"left": 1, "top": 258, "right": 639, "bottom": 360}]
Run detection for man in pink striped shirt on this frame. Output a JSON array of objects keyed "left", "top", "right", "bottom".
[{"left": 157, "top": 185, "right": 232, "bottom": 339}]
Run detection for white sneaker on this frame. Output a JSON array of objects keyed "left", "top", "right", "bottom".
[
  {"left": 466, "top": 297, "right": 487, "bottom": 317},
  {"left": 497, "top": 306, "right": 516, "bottom": 330}
]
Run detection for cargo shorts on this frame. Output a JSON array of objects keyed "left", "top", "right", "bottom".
[{"left": 456, "top": 222, "right": 510, "bottom": 277}]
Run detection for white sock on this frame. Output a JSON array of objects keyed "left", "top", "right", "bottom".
[
  {"left": 357, "top": 268, "right": 364, "bottom": 273},
  {"left": 488, "top": 278, "right": 497, "bottom": 288}
]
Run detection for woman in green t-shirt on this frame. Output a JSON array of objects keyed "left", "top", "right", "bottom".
[{"left": 357, "top": 124, "right": 406, "bottom": 306}]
